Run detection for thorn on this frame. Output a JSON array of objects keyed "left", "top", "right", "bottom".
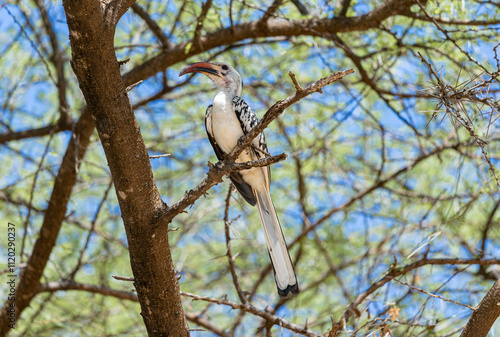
[
  {"left": 289, "top": 71, "right": 303, "bottom": 91},
  {"left": 149, "top": 153, "right": 171, "bottom": 159},
  {"left": 118, "top": 58, "right": 130, "bottom": 66},
  {"left": 126, "top": 80, "right": 143, "bottom": 92},
  {"left": 112, "top": 275, "right": 135, "bottom": 282},
  {"left": 168, "top": 227, "right": 179, "bottom": 232}
]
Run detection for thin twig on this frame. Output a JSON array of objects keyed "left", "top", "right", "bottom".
[
  {"left": 188, "top": 0, "right": 212, "bottom": 54},
  {"left": 223, "top": 187, "right": 247, "bottom": 304},
  {"left": 180, "top": 291, "right": 321, "bottom": 337},
  {"left": 149, "top": 153, "right": 171, "bottom": 159},
  {"left": 392, "top": 278, "right": 475, "bottom": 310},
  {"left": 112, "top": 275, "right": 135, "bottom": 282},
  {"left": 418, "top": 52, "right": 500, "bottom": 187},
  {"left": 126, "top": 80, "right": 143, "bottom": 92}
]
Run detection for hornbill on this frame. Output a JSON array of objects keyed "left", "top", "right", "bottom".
[{"left": 180, "top": 62, "right": 299, "bottom": 297}]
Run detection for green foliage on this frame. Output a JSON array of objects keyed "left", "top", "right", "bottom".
[{"left": 1, "top": 0, "right": 500, "bottom": 336}]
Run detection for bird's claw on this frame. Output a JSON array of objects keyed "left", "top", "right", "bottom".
[{"left": 237, "top": 137, "right": 245, "bottom": 149}]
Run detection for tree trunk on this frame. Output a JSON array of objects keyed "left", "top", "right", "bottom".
[
  {"left": 61, "top": 0, "right": 189, "bottom": 335},
  {"left": 460, "top": 280, "right": 500, "bottom": 337}
]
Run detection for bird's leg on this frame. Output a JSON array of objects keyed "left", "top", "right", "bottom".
[
  {"left": 251, "top": 144, "right": 271, "bottom": 157},
  {"left": 208, "top": 161, "right": 222, "bottom": 170},
  {"left": 237, "top": 136, "right": 246, "bottom": 151}
]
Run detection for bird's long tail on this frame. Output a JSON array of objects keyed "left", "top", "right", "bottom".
[{"left": 255, "top": 188, "right": 299, "bottom": 297}]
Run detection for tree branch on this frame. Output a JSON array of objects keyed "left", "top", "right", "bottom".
[
  {"left": 188, "top": 0, "right": 212, "bottom": 54},
  {"left": 258, "top": 0, "right": 283, "bottom": 27},
  {"left": 39, "top": 280, "right": 138, "bottom": 301},
  {"left": 227, "top": 69, "right": 354, "bottom": 162},
  {"left": 123, "top": 0, "right": 416, "bottom": 86},
  {"left": 33, "top": 0, "right": 70, "bottom": 124},
  {"left": 341, "top": 258, "right": 500, "bottom": 325},
  {"left": 0, "top": 121, "right": 72, "bottom": 144},
  {"left": 460, "top": 280, "right": 500, "bottom": 337},
  {"left": 157, "top": 68, "right": 354, "bottom": 227},
  {"left": 180, "top": 291, "right": 321, "bottom": 337},
  {"left": 39, "top": 281, "right": 230, "bottom": 337},
  {"left": 131, "top": 3, "right": 171, "bottom": 48},
  {"left": 223, "top": 187, "right": 247, "bottom": 304}
]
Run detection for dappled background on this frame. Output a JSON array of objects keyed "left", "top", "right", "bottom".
[{"left": 1, "top": 0, "right": 500, "bottom": 336}]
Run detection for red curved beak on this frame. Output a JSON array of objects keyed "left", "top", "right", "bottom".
[{"left": 179, "top": 62, "right": 222, "bottom": 77}]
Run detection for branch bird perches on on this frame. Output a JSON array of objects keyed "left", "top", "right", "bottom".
[
  {"left": 180, "top": 61, "right": 299, "bottom": 297},
  {"left": 179, "top": 62, "right": 354, "bottom": 297}
]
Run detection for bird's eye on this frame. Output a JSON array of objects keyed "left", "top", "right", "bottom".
[{"left": 221, "top": 65, "right": 229, "bottom": 71}]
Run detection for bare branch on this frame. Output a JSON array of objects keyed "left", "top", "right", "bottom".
[
  {"left": 229, "top": 153, "right": 287, "bottom": 171},
  {"left": 180, "top": 291, "right": 322, "bottom": 337},
  {"left": 0, "top": 121, "right": 72, "bottom": 144},
  {"left": 40, "top": 280, "right": 138, "bottom": 301},
  {"left": 460, "top": 280, "right": 500, "bottom": 337},
  {"left": 38, "top": 281, "right": 232, "bottom": 337},
  {"left": 258, "top": 0, "right": 283, "bottom": 27},
  {"left": 341, "top": 258, "right": 500, "bottom": 325},
  {"left": 392, "top": 278, "right": 475, "bottom": 310},
  {"left": 188, "top": 0, "right": 212, "bottom": 54},
  {"left": 112, "top": 275, "right": 135, "bottom": 282},
  {"left": 418, "top": 52, "right": 500, "bottom": 186},
  {"left": 227, "top": 69, "right": 355, "bottom": 161},
  {"left": 33, "top": 0, "right": 70, "bottom": 123},
  {"left": 157, "top": 68, "right": 354, "bottom": 227},
  {"left": 131, "top": 3, "right": 171, "bottom": 48},
  {"left": 223, "top": 187, "right": 247, "bottom": 304},
  {"left": 415, "top": 0, "right": 491, "bottom": 74},
  {"left": 149, "top": 154, "right": 171, "bottom": 159},
  {"left": 291, "top": 0, "right": 309, "bottom": 15},
  {"left": 124, "top": 0, "right": 415, "bottom": 86}
]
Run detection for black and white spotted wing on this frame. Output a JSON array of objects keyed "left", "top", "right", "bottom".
[
  {"left": 232, "top": 97, "right": 269, "bottom": 160},
  {"left": 232, "top": 96, "right": 271, "bottom": 187}
]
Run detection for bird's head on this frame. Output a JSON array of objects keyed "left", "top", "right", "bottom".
[{"left": 179, "top": 62, "right": 242, "bottom": 96}]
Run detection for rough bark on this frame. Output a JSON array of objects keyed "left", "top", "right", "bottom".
[
  {"left": 460, "top": 280, "right": 500, "bottom": 337},
  {"left": 0, "top": 0, "right": 430, "bottom": 335},
  {"left": 61, "top": 0, "right": 188, "bottom": 335}
]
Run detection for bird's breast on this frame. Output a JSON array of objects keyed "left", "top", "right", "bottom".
[
  {"left": 211, "top": 93, "right": 268, "bottom": 191},
  {"left": 212, "top": 96, "right": 244, "bottom": 154}
]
